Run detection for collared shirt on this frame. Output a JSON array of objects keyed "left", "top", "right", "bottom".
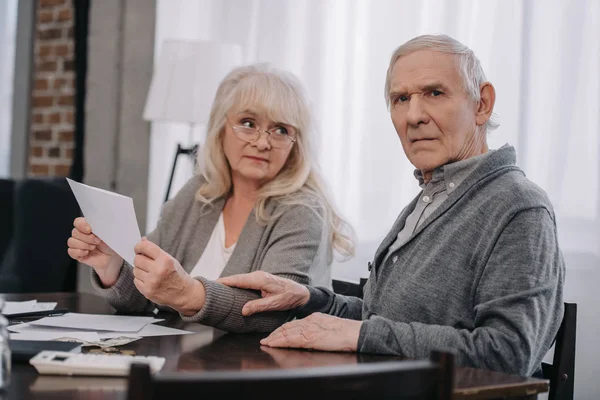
[{"left": 381, "top": 150, "right": 495, "bottom": 266}]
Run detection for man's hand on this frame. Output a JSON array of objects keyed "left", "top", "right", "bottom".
[
  {"left": 133, "top": 238, "right": 205, "bottom": 315},
  {"left": 260, "top": 313, "right": 362, "bottom": 352},
  {"left": 217, "top": 271, "right": 310, "bottom": 316}
]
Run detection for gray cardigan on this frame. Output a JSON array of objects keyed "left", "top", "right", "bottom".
[
  {"left": 91, "top": 176, "right": 332, "bottom": 333},
  {"left": 300, "top": 145, "right": 565, "bottom": 377}
]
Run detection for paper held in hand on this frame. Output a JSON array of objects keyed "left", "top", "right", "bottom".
[{"left": 66, "top": 178, "right": 141, "bottom": 266}]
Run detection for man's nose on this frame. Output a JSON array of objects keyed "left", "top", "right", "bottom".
[{"left": 406, "top": 97, "right": 429, "bottom": 126}]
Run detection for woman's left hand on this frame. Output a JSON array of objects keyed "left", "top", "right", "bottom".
[
  {"left": 133, "top": 238, "right": 205, "bottom": 315},
  {"left": 260, "top": 313, "right": 363, "bottom": 352}
]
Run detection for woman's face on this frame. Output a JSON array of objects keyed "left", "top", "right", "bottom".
[{"left": 222, "top": 109, "right": 297, "bottom": 189}]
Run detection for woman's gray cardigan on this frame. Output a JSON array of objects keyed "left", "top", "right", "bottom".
[{"left": 90, "top": 176, "right": 332, "bottom": 333}]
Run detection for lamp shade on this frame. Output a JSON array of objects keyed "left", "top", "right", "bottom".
[{"left": 143, "top": 39, "right": 243, "bottom": 124}]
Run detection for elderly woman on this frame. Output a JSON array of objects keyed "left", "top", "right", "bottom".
[{"left": 67, "top": 64, "right": 354, "bottom": 333}]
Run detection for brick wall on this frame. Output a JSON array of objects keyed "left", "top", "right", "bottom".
[{"left": 29, "top": 0, "right": 75, "bottom": 177}]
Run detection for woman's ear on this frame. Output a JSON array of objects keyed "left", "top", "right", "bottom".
[{"left": 476, "top": 82, "right": 496, "bottom": 127}]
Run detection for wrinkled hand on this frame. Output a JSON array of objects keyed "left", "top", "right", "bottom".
[
  {"left": 133, "top": 238, "right": 205, "bottom": 315},
  {"left": 260, "top": 313, "right": 362, "bottom": 352},
  {"left": 67, "top": 217, "right": 123, "bottom": 287},
  {"left": 217, "top": 271, "right": 310, "bottom": 316}
]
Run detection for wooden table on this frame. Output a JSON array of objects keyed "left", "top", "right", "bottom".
[{"left": 2, "top": 293, "right": 548, "bottom": 399}]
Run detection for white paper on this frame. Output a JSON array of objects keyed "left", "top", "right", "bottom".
[
  {"left": 3, "top": 300, "right": 57, "bottom": 315},
  {"left": 28, "top": 313, "right": 158, "bottom": 332},
  {"left": 10, "top": 330, "right": 100, "bottom": 342},
  {"left": 66, "top": 178, "right": 141, "bottom": 266},
  {"left": 97, "top": 323, "right": 192, "bottom": 339},
  {"left": 9, "top": 321, "right": 191, "bottom": 339}
]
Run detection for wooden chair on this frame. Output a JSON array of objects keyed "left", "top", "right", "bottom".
[
  {"left": 128, "top": 350, "right": 455, "bottom": 400},
  {"left": 542, "top": 302, "right": 577, "bottom": 400}
]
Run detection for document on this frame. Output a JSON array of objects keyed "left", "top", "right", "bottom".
[
  {"left": 9, "top": 320, "right": 191, "bottom": 340},
  {"left": 9, "top": 330, "right": 100, "bottom": 342},
  {"left": 2, "top": 300, "right": 57, "bottom": 316},
  {"left": 28, "top": 313, "right": 159, "bottom": 332},
  {"left": 66, "top": 178, "right": 141, "bottom": 266},
  {"left": 96, "top": 323, "right": 192, "bottom": 339}
]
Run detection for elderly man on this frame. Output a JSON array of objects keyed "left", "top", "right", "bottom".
[{"left": 218, "top": 34, "right": 565, "bottom": 377}]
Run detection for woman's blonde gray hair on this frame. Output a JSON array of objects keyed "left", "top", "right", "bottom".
[
  {"left": 384, "top": 34, "right": 499, "bottom": 132},
  {"left": 195, "top": 63, "right": 355, "bottom": 259}
]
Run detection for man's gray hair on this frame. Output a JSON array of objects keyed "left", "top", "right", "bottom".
[{"left": 384, "top": 34, "right": 499, "bottom": 132}]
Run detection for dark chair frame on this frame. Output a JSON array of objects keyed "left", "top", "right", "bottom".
[
  {"left": 332, "top": 278, "right": 367, "bottom": 299},
  {"left": 542, "top": 302, "right": 577, "bottom": 400},
  {"left": 128, "top": 350, "right": 455, "bottom": 400},
  {"left": 0, "top": 178, "right": 79, "bottom": 292}
]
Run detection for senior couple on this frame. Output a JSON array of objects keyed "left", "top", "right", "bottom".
[{"left": 68, "top": 34, "right": 564, "bottom": 377}]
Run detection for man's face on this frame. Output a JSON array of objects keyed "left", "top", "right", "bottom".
[{"left": 389, "top": 50, "right": 483, "bottom": 177}]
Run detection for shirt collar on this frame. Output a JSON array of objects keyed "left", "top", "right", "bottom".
[{"left": 414, "top": 149, "right": 496, "bottom": 193}]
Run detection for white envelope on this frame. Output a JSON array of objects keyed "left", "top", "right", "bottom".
[
  {"left": 28, "top": 313, "right": 158, "bottom": 332},
  {"left": 66, "top": 178, "right": 141, "bottom": 266},
  {"left": 2, "top": 300, "right": 57, "bottom": 315},
  {"left": 9, "top": 320, "right": 192, "bottom": 339},
  {"left": 10, "top": 331, "right": 100, "bottom": 342}
]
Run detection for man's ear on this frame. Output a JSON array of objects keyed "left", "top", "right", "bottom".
[{"left": 476, "top": 82, "right": 495, "bottom": 127}]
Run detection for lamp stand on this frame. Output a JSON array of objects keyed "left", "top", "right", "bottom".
[{"left": 164, "top": 124, "right": 198, "bottom": 203}]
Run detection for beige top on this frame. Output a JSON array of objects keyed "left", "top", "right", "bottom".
[{"left": 188, "top": 212, "right": 236, "bottom": 281}]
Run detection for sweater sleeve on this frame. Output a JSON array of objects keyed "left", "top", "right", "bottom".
[
  {"left": 294, "top": 286, "right": 364, "bottom": 320},
  {"left": 357, "top": 208, "right": 564, "bottom": 376},
  {"left": 180, "top": 204, "right": 329, "bottom": 333}
]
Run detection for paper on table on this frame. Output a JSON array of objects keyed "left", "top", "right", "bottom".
[
  {"left": 8, "top": 319, "right": 163, "bottom": 334},
  {"left": 2, "top": 300, "right": 57, "bottom": 315},
  {"left": 10, "top": 330, "right": 100, "bottom": 342},
  {"left": 28, "top": 313, "right": 158, "bottom": 332},
  {"left": 9, "top": 321, "right": 192, "bottom": 339},
  {"left": 66, "top": 178, "right": 141, "bottom": 266},
  {"left": 97, "top": 323, "right": 192, "bottom": 339}
]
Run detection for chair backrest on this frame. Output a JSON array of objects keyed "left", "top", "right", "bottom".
[
  {"left": 0, "top": 179, "right": 15, "bottom": 263},
  {"left": 542, "top": 302, "right": 577, "bottom": 400},
  {"left": 0, "top": 178, "right": 80, "bottom": 292},
  {"left": 128, "top": 350, "right": 455, "bottom": 400},
  {"left": 332, "top": 278, "right": 368, "bottom": 299}
]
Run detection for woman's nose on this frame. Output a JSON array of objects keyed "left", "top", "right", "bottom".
[{"left": 251, "top": 129, "right": 272, "bottom": 150}]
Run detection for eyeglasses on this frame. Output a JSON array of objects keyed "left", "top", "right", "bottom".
[{"left": 227, "top": 119, "right": 297, "bottom": 149}]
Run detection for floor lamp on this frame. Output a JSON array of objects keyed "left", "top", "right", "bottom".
[{"left": 143, "top": 39, "right": 242, "bottom": 203}]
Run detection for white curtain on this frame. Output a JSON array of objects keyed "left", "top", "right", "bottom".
[
  {"left": 151, "top": 2, "right": 599, "bottom": 397},
  {"left": 0, "top": 0, "right": 18, "bottom": 178}
]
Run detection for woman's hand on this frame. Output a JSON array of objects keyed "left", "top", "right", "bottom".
[
  {"left": 217, "top": 271, "right": 310, "bottom": 316},
  {"left": 133, "top": 238, "right": 205, "bottom": 315},
  {"left": 67, "top": 217, "right": 123, "bottom": 287}
]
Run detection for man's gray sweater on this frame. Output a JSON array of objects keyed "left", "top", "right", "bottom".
[{"left": 300, "top": 145, "right": 565, "bottom": 377}]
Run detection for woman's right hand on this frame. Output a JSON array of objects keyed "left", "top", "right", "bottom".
[
  {"left": 67, "top": 217, "right": 123, "bottom": 287},
  {"left": 217, "top": 271, "right": 310, "bottom": 316}
]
